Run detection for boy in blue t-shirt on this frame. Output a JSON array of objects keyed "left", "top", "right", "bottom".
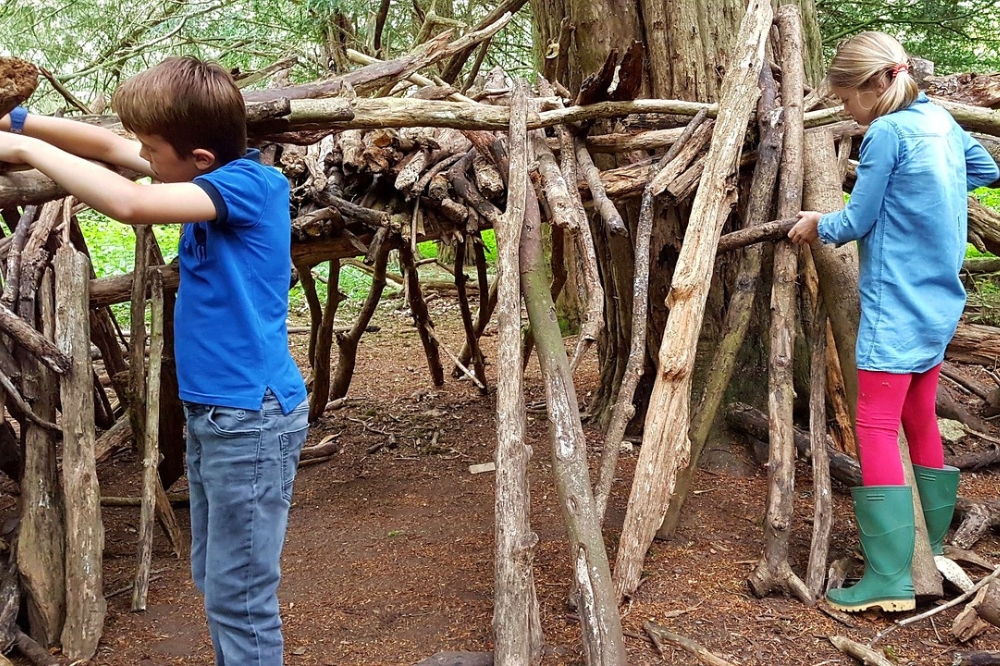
[{"left": 0, "top": 57, "right": 308, "bottom": 665}]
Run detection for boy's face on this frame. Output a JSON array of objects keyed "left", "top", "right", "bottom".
[{"left": 136, "top": 133, "right": 214, "bottom": 183}]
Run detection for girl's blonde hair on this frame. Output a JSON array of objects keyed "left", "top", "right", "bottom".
[{"left": 827, "top": 32, "right": 919, "bottom": 120}]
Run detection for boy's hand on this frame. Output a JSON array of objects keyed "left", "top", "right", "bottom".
[{"left": 788, "top": 211, "right": 821, "bottom": 245}]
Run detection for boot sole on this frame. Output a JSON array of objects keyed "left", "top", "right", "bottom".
[{"left": 826, "top": 597, "right": 915, "bottom": 613}]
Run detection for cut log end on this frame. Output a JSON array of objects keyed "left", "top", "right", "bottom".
[{"left": 0, "top": 58, "right": 39, "bottom": 116}]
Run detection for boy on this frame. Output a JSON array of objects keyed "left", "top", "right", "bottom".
[{"left": 0, "top": 56, "right": 309, "bottom": 665}]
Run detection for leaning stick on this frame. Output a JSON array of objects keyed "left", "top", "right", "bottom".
[{"left": 132, "top": 270, "right": 164, "bottom": 612}]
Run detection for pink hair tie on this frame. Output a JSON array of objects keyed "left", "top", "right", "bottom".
[{"left": 891, "top": 62, "right": 909, "bottom": 78}]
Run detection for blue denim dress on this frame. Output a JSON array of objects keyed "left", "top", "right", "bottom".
[{"left": 818, "top": 94, "right": 999, "bottom": 373}]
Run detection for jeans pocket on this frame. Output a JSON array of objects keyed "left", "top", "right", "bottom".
[
  {"left": 207, "top": 405, "right": 261, "bottom": 439},
  {"left": 279, "top": 424, "right": 309, "bottom": 502}
]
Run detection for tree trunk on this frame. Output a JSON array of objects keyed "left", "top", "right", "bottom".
[
  {"left": 613, "top": 0, "right": 772, "bottom": 601},
  {"left": 528, "top": 0, "right": 825, "bottom": 432}
]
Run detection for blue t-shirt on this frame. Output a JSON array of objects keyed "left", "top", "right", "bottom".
[
  {"left": 818, "top": 94, "right": 1000, "bottom": 373},
  {"left": 176, "top": 150, "right": 306, "bottom": 414}
]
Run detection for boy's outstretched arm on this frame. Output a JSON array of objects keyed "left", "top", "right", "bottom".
[
  {"left": 1, "top": 110, "right": 154, "bottom": 178},
  {"left": 0, "top": 133, "right": 216, "bottom": 225}
]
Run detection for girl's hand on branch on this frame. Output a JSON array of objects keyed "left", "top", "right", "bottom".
[{"left": 788, "top": 211, "right": 821, "bottom": 245}]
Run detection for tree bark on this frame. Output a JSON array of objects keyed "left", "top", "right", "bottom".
[
  {"left": 613, "top": 0, "right": 771, "bottom": 601},
  {"left": 17, "top": 269, "right": 65, "bottom": 647},
  {"left": 54, "top": 243, "right": 104, "bottom": 660}
]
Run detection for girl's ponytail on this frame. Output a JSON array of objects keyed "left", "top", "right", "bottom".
[{"left": 828, "top": 32, "right": 919, "bottom": 120}]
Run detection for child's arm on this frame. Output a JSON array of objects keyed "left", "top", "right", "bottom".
[
  {"left": 815, "top": 122, "right": 898, "bottom": 245},
  {"left": 1, "top": 109, "right": 154, "bottom": 178},
  {"left": 0, "top": 133, "right": 216, "bottom": 225},
  {"left": 963, "top": 132, "right": 1000, "bottom": 190}
]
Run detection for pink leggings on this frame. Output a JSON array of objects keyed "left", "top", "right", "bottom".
[{"left": 856, "top": 363, "right": 945, "bottom": 486}]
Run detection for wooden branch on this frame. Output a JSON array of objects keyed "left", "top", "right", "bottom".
[
  {"left": 725, "top": 402, "right": 862, "bottom": 488},
  {"left": 600, "top": 107, "right": 711, "bottom": 526},
  {"left": 661, "top": 67, "right": 783, "bottom": 538},
  {"left": 347, "top": 50, "right": 473, "bottom": 104},
  {"left": 749, "top": 4, "right": 809, "bottom": 604},
  {"left": 1, "top": 205, "right": 38, "bottom": 310},
  {"left": 643, "top": 621, "right": 735, "bottom": 666},
  {"left": 521, "top": 185, "right": 626, "bottom": 663},
  {"left": 828, "top": 636, "right": 893, "bottom": 666},
  {"left": 452, "top": 233, "right": 488, "bottom": 392},
  {"left": 18, "top": 269, "right": 65, "bottom": 648},
  {"left": 491, "top": 79, "right": 543, "bottom": 666},
  {"left": 55, "top": 239, "right": 105, "bottom": 659},
  {"left": 716, "top": 218, "right": 795, "bottom": 253},
  {"left": 0, "top": 301, "right": 70, "bottom": 377},
  {"left": 614, "top": 0, "right": 771, "bottom": 602},
  {"left": 133, "top": 269, "right": 163, "bottom": 612},
  {"left": 246, "top": 13, "right": 512, "bottom": 105},
  {"left": 398, "top": 244, "right": 444, "bottom": 386},
  {"left": 308, "top": 258, "right": 344, "bottom": 421},
  {"left": 441, "top": 0, "right": 529, "bottom": 83},
  {"left": 574, "top": 138, "right": 625, "bottom": 235},
  {"left": 802, "top": 249, "right": 832, "bottom": 600},
  {"left": 330, "top": 232, "right": 392, "bottom": 400}
]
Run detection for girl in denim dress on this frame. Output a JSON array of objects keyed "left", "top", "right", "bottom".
[{"left": 789, "top": 32, "right": 999, "bottom": 613}]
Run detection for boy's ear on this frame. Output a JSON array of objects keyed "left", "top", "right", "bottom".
[{"left": 190, "top": 148, "right": 217, "bottom": 172}]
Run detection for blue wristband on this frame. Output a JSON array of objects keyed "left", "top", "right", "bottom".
[{"left": 9, "top": 106, "right": 27, "bottom": 134}]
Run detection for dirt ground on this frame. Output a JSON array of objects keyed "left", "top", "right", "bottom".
[{"left": 8, "top": 294, "right": 1000, "bottom": 666}]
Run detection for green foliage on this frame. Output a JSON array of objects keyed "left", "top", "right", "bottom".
[
  {"left": 0, "top": 0, "right": 534, "bottom": 114},
  {"left": 817, "top": 0, "right": 1000, "bottom": 74}
]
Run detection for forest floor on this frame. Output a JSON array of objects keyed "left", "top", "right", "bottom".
[{"left": 7, "top": 293, "right": 1000, "bottom": 666}]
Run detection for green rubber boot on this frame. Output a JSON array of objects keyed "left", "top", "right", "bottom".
[
  {"left": 826, "top": 485, "right": 916, "bottom": 613},
  {"left": 914, "top": 464, "right": 960, "bottom": 556}
]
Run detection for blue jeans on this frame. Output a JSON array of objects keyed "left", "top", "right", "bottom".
[{"left": 184, "top": 392, "right": 309, "bottom": 666}]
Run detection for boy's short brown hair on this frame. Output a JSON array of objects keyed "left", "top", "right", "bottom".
[{"left": 112, "top": 56, "right": 247, "bottom": 165}]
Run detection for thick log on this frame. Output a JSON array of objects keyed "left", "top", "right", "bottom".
[
  {"left": 521, "top": 188, "right": 625, "bottom": 665},
  {"left": 954, "top": 497, "right": 1000, "bottom": 550},
  {"left": 725, "top": 402, "right": 863, "bottom": 488},
  {"left": 932, "top": 97, "right": 1000, "bottom": 138},
  {"left": 948, "top": 322, "right": 1000, "bottom": 366},
  {"left": 54, "top": 243, "right": 104, "bottom": 659},
  {"left": 926, "top": 73, "right": 1000, "bottom": 108},
  {"left": 613, "top": 0, "right": 771, "bottom": 601},
  {"left": 749, "top": 5, "right": 809, "bottom": 604},
  {"left": 492, "top": 81, "right": 543, "bottom": 666},
  {"left": 18, "top": 270, "right": 65, "bottom": 647},
  {"left": 800, "top": 132, "right": 860, "bottom": 424},
  {"left": 968, "top": 199, "right": 1000, "bottom": 263}
]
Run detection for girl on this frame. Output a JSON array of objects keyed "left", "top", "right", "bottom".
[{"left": 789, "top": 31, "right": 999, "bottom": 613}]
